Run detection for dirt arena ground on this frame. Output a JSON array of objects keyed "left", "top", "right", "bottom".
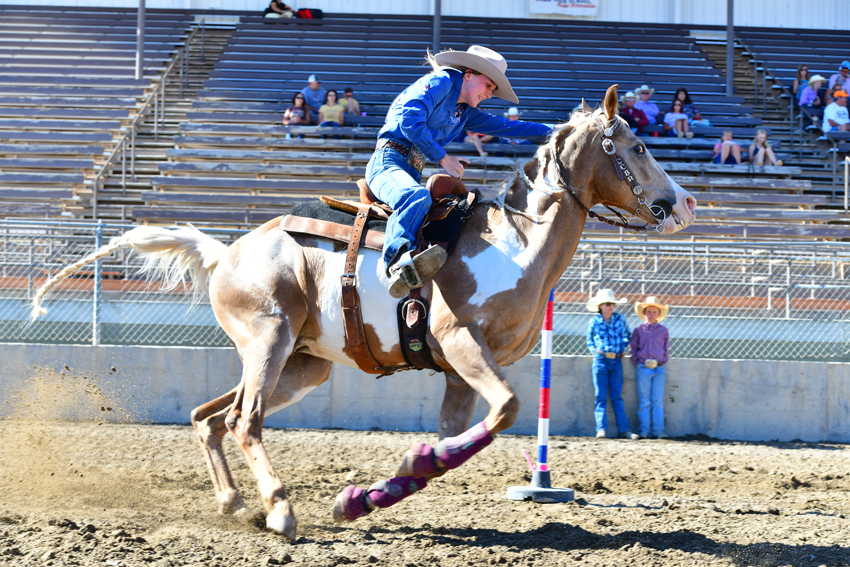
[{"left": 1, "top": 369, "right": 849, "bottom": 567}]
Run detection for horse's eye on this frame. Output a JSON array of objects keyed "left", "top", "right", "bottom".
[{"left": 634, "top": 145, "right": 646, "bottom": 155}]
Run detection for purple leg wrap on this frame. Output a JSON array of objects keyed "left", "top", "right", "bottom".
[
  {"left": 435, "top": 421, "right": 493, "bottom": 470},
  {"left": 367, "top": 476, "right": 427, "bottom": 509},
  {"left": 333, "top": 485, "right": 373, "bottom": 523},
  {"left": 407, "top": 442, "right": 439, "bottom": 478}
]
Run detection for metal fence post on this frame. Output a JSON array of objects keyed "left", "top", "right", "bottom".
[
  {"left": 179, "top": 50, "right": 184, "bottom": 99},
  {"left": 93, "top": 221, "right": 103, "bottom": 346},
  {"left": 201, "top": 20, "right": 205, "bottom": 63},
  {"left": 762, "top": 67, "right": 767, "bottom": 114},
  {"left": 753, "top": 64, "right": 758, "bottom": 106}
]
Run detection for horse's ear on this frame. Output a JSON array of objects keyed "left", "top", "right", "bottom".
[
  {"left": 581, "top": 98, "right": 592, "bottom": 114},
  {"left": 604, "top": 84, "right": 619, "bottom": 121}
]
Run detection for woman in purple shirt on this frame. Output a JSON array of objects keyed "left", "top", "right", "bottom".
[{"left": 629, "top": 296, "right": 670, "bottom": 439}]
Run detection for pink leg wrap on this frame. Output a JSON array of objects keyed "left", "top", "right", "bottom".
[
  {"left": 367, "top": 476, "right": 428, "bottom": 509},
  {"left": 333, "top": 485, "right": 372, "bottom": 523},
  {"left": 435, "top": 421, "right": 493, "bottom": 470}
]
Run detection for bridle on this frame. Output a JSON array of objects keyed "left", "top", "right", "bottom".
[{"left": 521, "top": 113, "right": 668, "bottom": 234}]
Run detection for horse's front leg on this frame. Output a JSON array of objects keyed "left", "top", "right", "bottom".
[{"left": 333, "top": 326, "right": 517, "bottom": 523}]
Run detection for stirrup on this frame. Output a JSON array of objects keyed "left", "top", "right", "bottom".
[{"left": 387, "top": 246, "right": 446, "bottom": 299}]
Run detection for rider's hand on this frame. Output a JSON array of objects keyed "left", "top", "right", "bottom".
[{"left": 440, "top": 154, "right": 469, "bottom": 179}]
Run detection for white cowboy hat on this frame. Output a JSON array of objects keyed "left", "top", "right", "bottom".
[
  {"left": 808, "top": 74, "right": 828, "bottom": 84},
  {"left": 619, "top": 91, "right": 637, "bottom": 104},
  {"left": 504, "top": 107, "right": 520, "bottom": 117},
  {"left": 634, "top": 296, "right": 670, "bottom": 323},
  {"left": 434, "top": 45, "right": 519, "bottom": 104},
  {"left": 586, "top": 289, "right": 627, "bottom": 312},
  {"left": 635, "top": 84, "right": 655, "bottom": 97}
]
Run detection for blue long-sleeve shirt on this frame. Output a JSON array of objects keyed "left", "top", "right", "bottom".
[
  {"left": 586, "top": 313, "right": 631, "bottom": 355},
  {"left": 378, "top": 68, "right": 552, "bottom": 163}
]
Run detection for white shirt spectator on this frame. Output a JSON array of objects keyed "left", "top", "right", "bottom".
[
  {"left": 823, "top": 101, "right": 849, "bottom": 132},
  {"left": 663, "top": 112, "right": 688, "bottom": 129}
]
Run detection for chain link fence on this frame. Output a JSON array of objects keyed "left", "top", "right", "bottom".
[
  {"left": 2, "top": 221, "right": 850, "bottom": 361},
  {"left": 0, "top": 220, "right": 242, "bottom": 348},
  {"left": 550, "top": 240, "right": 850, "bottom": 362}
]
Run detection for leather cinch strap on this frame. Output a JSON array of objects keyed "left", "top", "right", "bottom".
[{"left": 340, "top": 203, "right": 407, "bottom": 376}]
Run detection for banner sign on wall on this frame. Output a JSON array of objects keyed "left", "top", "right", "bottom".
[{"left": 529, "top": 0, "right": 599, "bottom": 16}]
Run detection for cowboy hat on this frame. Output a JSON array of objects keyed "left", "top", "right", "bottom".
[
  {"left": 434, "top": 45, "right": 519, "bottom": 104},
  {"left": 809, "top": 74, "right": 828, "bottom": 84},
  {"left": 619, "top": 91, "right": 637, "bottom": 104},
  {"left": 586, "top": 289, "right": 627, "bottom": 312},
  {"left": 504, "top": 107, "right": 520, "bottom": 117},
  {"left": 634, "top": 296, "right": 670, "bottom": 323},
  {"left": 635, "top": 84, "right": 655, "bottom": 97}
]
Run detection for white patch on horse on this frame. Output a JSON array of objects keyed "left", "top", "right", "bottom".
[
  {"left": 311, "top": 242, "right": 399, "bottom": 367},
  {"left": 265, "top": 384, "right": 318, "bottom": 416},
  {"left": 464, "top": 222, "right": 536, "bottom": 307}
]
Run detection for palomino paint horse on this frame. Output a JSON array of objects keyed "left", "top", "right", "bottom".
[{"left": 31, "top": 85, "right": 696, "bottom": 541}]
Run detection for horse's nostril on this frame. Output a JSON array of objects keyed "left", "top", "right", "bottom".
[
  {"left": 652, "top": 199, "right": 673, "bottom": 219},
  {"left": 687, "top": 196, "right": 697, "bottom": 213}
]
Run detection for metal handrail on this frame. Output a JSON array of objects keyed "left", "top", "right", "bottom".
[
  {"left": 91, "top": 20, "right": 206, "bottom": 218},
  {"left": 845, "top": 156, "right": 850, "bottom": 213}
]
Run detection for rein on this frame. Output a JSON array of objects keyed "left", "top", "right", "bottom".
[{"left": 521, "top": 114, "right": 667, "bottom": 234}]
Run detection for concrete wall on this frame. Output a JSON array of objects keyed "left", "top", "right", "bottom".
[{"left": 1, "top": 343, "right": 848, "bottom": 442}]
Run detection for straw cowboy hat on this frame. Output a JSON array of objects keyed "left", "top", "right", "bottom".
[
  {"left": 635, "top": 84, "right": 655, "bottom": 97},
  {"left": 434, "top": 45, "right": 519, "bottom": 104},
  {"left": 586, "top": 289, "right": 627, "bottom": 312},
  {"left": 504, "top": 107, "right": 521, "bottom": 117},
  {"left": 808, "top": 74, "right": 828, "bottom": 85},
  {"left": 619, "top": 91, "right": 637, "bottom": 104},
  {"left": 634, "top": 296, "right": 670, "bottom": 323}
]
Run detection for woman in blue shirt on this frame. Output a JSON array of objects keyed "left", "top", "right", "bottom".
[
  {"left": 367, "top": 45, "right": 554, "bottom": 298},
  {"left": 585, "top": 289, "right": 638, "bottom": 440}
]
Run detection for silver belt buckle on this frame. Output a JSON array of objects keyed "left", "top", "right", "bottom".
[{"left": 408, "top": 147, "right": 425, "bottom": 173}]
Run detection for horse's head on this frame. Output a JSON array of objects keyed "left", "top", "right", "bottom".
[{"left": 545, "top": 84, "right": 697, "bottom": 234}]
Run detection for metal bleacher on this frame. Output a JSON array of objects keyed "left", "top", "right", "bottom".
[{"left": 0, "top": 5, "right": 193, "bottom": 218}]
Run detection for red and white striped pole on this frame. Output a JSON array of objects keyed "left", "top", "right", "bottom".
[{"left": 507, "top": 289, "right": 574, "bottom": 503}]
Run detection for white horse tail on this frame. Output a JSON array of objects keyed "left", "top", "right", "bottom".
[{"left": 30, "top": 225, "right": 229, "bottom": 321}]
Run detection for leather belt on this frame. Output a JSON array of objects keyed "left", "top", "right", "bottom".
[{"left": 376, "top": 138, "right": 426, "bottom": 173}]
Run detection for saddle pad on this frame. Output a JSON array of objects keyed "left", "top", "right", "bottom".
[{"left": 283, "top": 200, "right": 388, "bottom": 251}]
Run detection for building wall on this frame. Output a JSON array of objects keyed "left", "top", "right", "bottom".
[
  {"left": 5, "top": 1, "right": 850, "bottom": 31},
  {"left": 2, "top": 343, "right": 849, "bottom": 443}
]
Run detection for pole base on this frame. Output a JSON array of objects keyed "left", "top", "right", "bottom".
[{"left": 506, "top": 470, "right": 575, "bottom": 503}]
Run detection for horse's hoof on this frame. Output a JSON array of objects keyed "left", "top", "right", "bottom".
[
  {"left": 218, "top": 492, "right": 250, "bottom": 517},
  {"left": 332, "top": 485, "right": 373, "bottom": 523},
  {"left": 266, "top": 503, "right": 297, "bottom": 541}
]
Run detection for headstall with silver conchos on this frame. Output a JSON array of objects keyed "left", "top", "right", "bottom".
[{"left": 551, "top": 115, "right": 667, "bottom": 234}]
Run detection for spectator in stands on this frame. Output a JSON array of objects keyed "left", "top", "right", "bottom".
[
  {"left": 634, "top": 84, "right": 662, "bottom": 125},
  {"left": 630, "top": 296, "right": 670, "bottom": 440},
  {"left": 318, "top": 90, "right": 345, "bottom": 127},
  {"left": 713, "top": 130, "right": 742, "bottom": 165},
  {"left": 367, "top": 45, "right": 556, "bottom": 297},
  {"left": 673, "top": 88, "right": 710, "bottom": 127},
  {"left": 498, "top": 107, "right": 533, "bottom": 145},
  {"left": 793, "top": 64, "right": 810, "bottom": 104},
  {"left": 340, "top": 87, "right": 361, "bottom": 117},
  {"left": 664, "top": 100, "right": 692, "bottom": 138},
  {"left": 829, "top": 61, "right": 850, "bottom": 92},
  {"left": 263, "top": 0, "right": 294, "bottom": 18},
  {"left": 823, "top": 90, "right": 850, "bottom": 133},
  {"left": 800, "top": 74, "right": 826, "bottom": 127},
  {"left": 619, "top": 91, "right": 649, "bottom": 135},
  {"left": 748, "top": 129, "right": 782, "bottom": 166},
  {"left": 300, "top": 75, "right": 327, "bottom": 113},
  {"left": 282, "top": 92, "right": 312, "bottom": 127},
  {"left": 464, "top": 131, "right": 494, "bottom": 156},
  {"left": 585, "top": 289, "right": 638, "bottom": 440}
]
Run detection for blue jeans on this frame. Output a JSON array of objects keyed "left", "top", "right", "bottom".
[
  {"left": 591, "top": 355, "right": 631, "bottom": 434},
  {"left": 635, "top": 364, "right": 666, "bottom": 437},
  {"left": 365, "top": 147, "right": 432, "bottom": 267}
]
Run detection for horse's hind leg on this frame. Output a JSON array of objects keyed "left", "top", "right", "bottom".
[{"left": 191, "top": 388, "right": 248, "bottom": 516}]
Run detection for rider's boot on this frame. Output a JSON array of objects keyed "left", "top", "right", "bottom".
[{"left": 387, "top": 245, "right": 447, "bottom": 299}]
